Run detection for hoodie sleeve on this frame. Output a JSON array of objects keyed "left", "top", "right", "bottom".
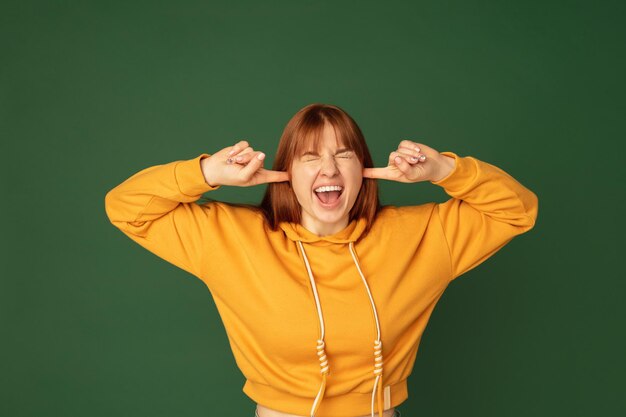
[
  {"left": 430, "top": 151, "right": 539, "bottom": 281},
  {"left": 104, "top": 153, "right": 221, "bottom": 280}
]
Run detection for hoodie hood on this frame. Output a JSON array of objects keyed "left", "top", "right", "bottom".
[{"left": 278, "top": 217, "right": 368, "bottom": 244}]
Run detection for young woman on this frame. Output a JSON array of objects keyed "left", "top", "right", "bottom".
[{"left": 105, "top": 103, "right": 538, "bottom": 417}]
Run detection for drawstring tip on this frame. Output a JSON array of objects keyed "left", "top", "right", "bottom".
[
  {"left": 310, "top": 373, "right": 327, "bottom": 417},
  {"left": 377, "top": 378, "right": 384, "bottom": 417}
]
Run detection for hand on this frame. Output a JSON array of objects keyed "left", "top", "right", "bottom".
[
  {"left": 362, "top": 140, "right": 455, "bottom": 183},
  {"left": 201, "top": 140, "right": 289, "bottom": 187}
]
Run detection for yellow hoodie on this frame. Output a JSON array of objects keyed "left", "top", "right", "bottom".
[{"left": 104, "top": 151, "right": 538, "bottom": 417}]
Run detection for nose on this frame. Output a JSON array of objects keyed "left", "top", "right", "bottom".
[{"left": 319, "top": 155, "right": 339, "bottom": 177}]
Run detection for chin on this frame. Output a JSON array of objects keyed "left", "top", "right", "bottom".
[{"left": 314, "top": 210, "right": 348, "bottom": 225}]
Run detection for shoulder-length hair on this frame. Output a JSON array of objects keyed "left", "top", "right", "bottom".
[{"left": 259, "top": 103, "right": 381, "bottom": 235}]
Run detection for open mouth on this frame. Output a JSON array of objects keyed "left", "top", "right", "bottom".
[{"left": 314, "top": 185, "right": 343, "bottom": 206}]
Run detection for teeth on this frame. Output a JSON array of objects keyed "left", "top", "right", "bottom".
[{"left": 314, "top": 185, "right": 343, "bottom": 193}]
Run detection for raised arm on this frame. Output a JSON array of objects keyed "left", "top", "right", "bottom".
[
  {"left": 364, "top": 140, "right": 539, "bottom": 281},
  {"left": 104, "top": 141, "right": 289, "bottom": 280},
  {"left": 430, "top": 151, "right": 538, "bottom": 280},
  {"left": 104, "top": 153, "right": 220, "bottom": 278}
]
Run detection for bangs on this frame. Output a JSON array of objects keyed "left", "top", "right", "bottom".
[{"left": 292, "top": 113, "right": 357, "bottom": 158}]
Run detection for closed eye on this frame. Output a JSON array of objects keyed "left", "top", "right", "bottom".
[{"left": 300, "top": 150, "right": 353, "bottom": 161}]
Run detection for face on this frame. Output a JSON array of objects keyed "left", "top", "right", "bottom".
[{"left": 290, "top": 123, "right": 363, "bottom": 236}]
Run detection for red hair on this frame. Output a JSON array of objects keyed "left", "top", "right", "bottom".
[{"left": 260, "top": 103, "right": 381, "bottom": 235}]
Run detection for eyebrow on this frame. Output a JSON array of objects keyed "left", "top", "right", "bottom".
[{"left": 301, "top": 148, "right": 353, "bottom": 157}]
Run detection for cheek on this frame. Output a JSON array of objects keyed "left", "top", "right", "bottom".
[
  {"left": 290, "top": 169, "right": 315, "bottom": 197},
  {"left": 344, "top": 165, "right": 363, "bottom": 191}
]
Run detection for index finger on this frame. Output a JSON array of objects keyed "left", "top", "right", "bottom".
[
  {"left": 259, "top": 169, "right": 290, "bottom": 183},
  {"left": 362, "top": 167, "right": 390, "bottom": 179}
]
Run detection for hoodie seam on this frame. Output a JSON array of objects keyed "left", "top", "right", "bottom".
[{"left": 435, "top": 204, "right": 455, "bottom": 282}]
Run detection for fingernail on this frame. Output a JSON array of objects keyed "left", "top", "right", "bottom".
[
  {"left": 411, "top": 156, "right": 418, "bottom": 161},
  {"left": 395, "top": 156, "right": 402, "bottom": 163},
  {"left": 415, "top": 147, "right": 421, "bottom": 152},
  {"left": 419, "top": 155, "right": 426, "bottom": 161},
  {"left": 236, "top": 156, "right": 243, "bottom": 162},
  {"left": 228, "top": 150, "right": 235, "bottom": 156},
  {"left": 257, "top": 153, "right": 265, "bottom": 160}
]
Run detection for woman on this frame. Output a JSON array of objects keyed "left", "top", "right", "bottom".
[{"left": 105, "top": 103, "right": 539, "bottom": 417}]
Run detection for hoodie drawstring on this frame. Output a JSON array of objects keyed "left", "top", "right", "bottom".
[
  {"left": 349, "top": 241, "right": 385, "bottom": 417},
  {"left": 297, "top": 240, "right": 385, "bottom": 417}
]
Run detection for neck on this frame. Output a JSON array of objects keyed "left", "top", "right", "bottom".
[{"left": 301, "top": 218, "right": 349, "bottom": 237}]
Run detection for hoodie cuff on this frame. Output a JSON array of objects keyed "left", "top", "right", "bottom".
[
  {"left": 175, "top": 153, "right": 221, "bottom": 197},
  {"left": 430, "top": 151, "right": 475, "bottom": 190}
]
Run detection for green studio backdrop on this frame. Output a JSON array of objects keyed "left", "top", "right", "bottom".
[{"left": 1, "top": 1, "right": 624, "bottom": 416}]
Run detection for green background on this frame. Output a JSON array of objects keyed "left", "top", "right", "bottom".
[{"left": 2, "top": 1, "right": 624, "bottom": 416}]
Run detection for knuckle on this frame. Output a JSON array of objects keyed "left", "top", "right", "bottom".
[{"left": 399, "top": 145, "right": 417, "bottom": 154}]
